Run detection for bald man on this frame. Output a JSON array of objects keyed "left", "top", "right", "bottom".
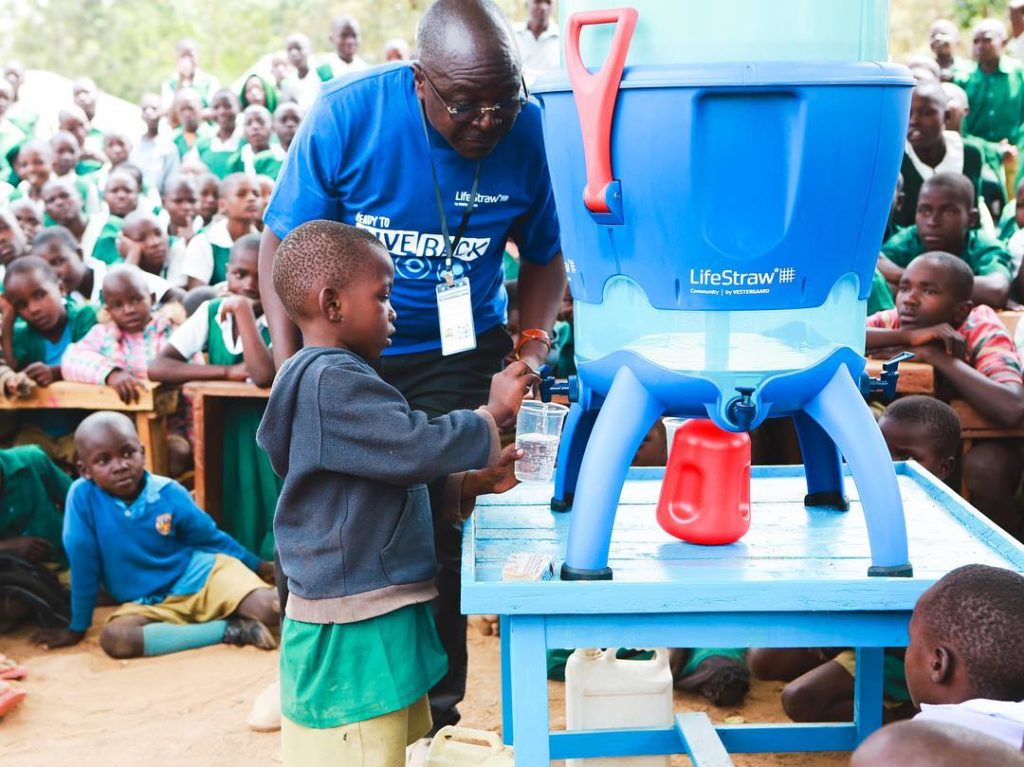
[
  {"left": 262, "top": 0, "right": 565, "bottom": 731},
  {"left": 851, "top": 720, "right": 1024, "bottom": 766}
]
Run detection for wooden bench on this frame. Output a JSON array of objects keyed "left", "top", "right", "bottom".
[
  {"left": 0, "top": 381, "right": 178, "bottom": 475},
  {"left": 183, "top": 381, "right": 270, "bottom": 521},
  {"left": 950, "top": 399, "right": 1024, "bottom": 501}
]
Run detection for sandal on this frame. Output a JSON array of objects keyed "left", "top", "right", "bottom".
[{"left": 0, "top": 680, "right": 26, "bottom": 718}]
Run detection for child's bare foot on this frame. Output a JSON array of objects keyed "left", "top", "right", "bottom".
[
  {"left": 224, "top": 617, "right": 277, "bottom": 650},
  {"left": 469, "top": 615, "right": 499, "bottom": 636}
]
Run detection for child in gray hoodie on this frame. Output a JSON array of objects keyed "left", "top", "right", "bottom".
[{"left": 256, "top": 220, "right": 538, "bottom": 765}]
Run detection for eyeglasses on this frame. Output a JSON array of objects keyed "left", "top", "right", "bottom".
[{"left": 418, "top": 66, "right": 528, "bottom": 124}]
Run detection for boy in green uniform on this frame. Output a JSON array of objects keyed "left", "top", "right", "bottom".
[
  {"left": 274, "top": 103, "right": 301, "bottom": 154},
  {"left": 49, "top": 131, "right": 100, "bottom": 216},
  {"left": 955, "top": 18, "right": 1024, "bottom": 146},
  {"left": 170, "top": 88, "right": 211, "bottom": 159},
  {"left": 316, "top": 15, "right": 369, "bottom": 81},
  {"left": 150, "top": 235, "right": 278, "bottom": 559},
  {"left": 878, "top": 172, "right": 1013, "bottom": 308},
  {"left": 239, "top": 106, "right": 285, "bottom": 179},
  {"left": 256, "top": 220, "right": 533, "bottom": 765},
  {"left": 0, "top": 445, "right": 72, "bottom": 568},
  {"left": 181, "top": 173, "right": 260, "bottom": 288},
  {"left": 0, "top": 257, "right": 97, "bottom": 468},
  {"left": 192, "top": 89, "right": 245, "bottom": 180}
]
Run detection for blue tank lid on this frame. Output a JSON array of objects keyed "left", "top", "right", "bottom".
[{"left": 532, "top": 61, "right": 914, "bottom": 94}]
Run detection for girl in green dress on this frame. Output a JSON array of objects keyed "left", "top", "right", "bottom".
[{"left": 149, "top": 234, "right": 280, "bottom": 559}]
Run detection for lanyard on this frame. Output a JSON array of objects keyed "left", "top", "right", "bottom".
[{"left": 418, "top": 100, "right": 481, "bottom": 285}]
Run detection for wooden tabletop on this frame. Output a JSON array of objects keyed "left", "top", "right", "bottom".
[
  {"left": 463, "top": 465, "right": 1024, "bottom": 616},
  {"left": 183, "top": 381, "right": 271, "bottom": 399},
  {"left": 0, "top": 381, "right": 177, "bottom": 413}
]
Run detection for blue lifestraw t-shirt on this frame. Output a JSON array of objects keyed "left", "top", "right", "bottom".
[{"left": 264, "top": 62, "right": 561, "bottom": 355}]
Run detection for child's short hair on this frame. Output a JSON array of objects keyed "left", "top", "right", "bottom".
[
  {"left": 914, "top": 80, "right": 949, "bottom": 110},
  {"left": 211, "top": 88, "right": 240, "bottom": 110},
  {"left": 913, "top": 251, "right": 975, "bottom": 302},
  {"left": 31, "top": 225, "right": 78, "bottom": 255},
  {"left": 941, "top": 82, "right": 969, "bottom": 111},
  {"left": 16, "top": 139, "right": 53, "bottom": 162},
  {"left": 117, "top": 163, "right": 144, "bottom": 190},
  {"left": 3, "top": 255, "right": 58, "bottom": 291},
  {"left": 219, "top": 172, "right": 251, "bottom": 198},
  {"left": 973, "top": 17, "right": 1007, "bottom": 42},
  {"left": 231, "top": 232, "right": 261, "bottom": 258},
  {"left": 917, "top": 564, "right": 1024, "bottom": 700},
  {"left": 273, "top": 220, "right": 384, "bottom": 321},
  {"left": 883, "top": 396, "right": 961, "bottom": 458},
  {"left": 920, "top": 172, "right": 975, "bottom": 211},
  {"left": 243, "top": 104, "right": 272, "bottom": 124}
]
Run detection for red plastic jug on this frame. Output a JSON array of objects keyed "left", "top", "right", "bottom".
[{"left": 656, "top": 419, "right": 751, "bottom": 545}]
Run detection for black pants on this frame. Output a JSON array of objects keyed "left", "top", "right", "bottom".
[{"left": 377, "top": 325, "right": 513, "bottom": 732}]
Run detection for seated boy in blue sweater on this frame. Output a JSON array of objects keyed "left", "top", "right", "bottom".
[
  {"left": 32, "top": 411, "right": 278, "bottom": 657},
  {"left": 256, "top": 220, "right": 537, "bottom": 765}
]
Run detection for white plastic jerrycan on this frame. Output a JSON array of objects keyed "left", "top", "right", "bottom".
[
  {"left": 565, "top": 648, "right": 674, "bottom": 767},
  {"left": 425, "top": 726, "right": 514, "bottom": 767}
]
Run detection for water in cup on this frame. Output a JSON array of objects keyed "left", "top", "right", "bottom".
[{"left": 515, "top": 401, "right": 569, "bottom": 483}]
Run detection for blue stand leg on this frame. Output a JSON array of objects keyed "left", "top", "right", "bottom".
[
  {"left": 501, "top": 615, "right": 513, "bottom": 746},
  {"left": 803, "top": 366, "right": 912, "bottom": 577},
  {"left": 792, "top": 412, "right": 849, "bottom": 511},
  {"left": 854, "top": 647, "right": 884, "bottom": 745},
  {"left": 551, "top": 403, "right": 599, "bottom": 512},
  {"left": 509, "top": 616, "right": 550, "bottom": 766},
  {"left": 561, "top": 366, "right": 663, "bottom": 580}
]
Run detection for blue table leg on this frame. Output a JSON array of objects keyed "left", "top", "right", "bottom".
[
  {"left": 562, "top": 366, "right": 662, "bottom": 580},
  {"left": 551, "top": 403, "right": 599, "bottom": 512},
  {"left": 508, "top": 616, "right": 551, "bottom": 766},
  {"left": 792, "top": 411, "right": 848, "bottom": 511},
  {"left": 803, "top": 366, "right": 912, "bottom": 577},
  {"left": 854, "top": 647, "right": 884, "bottom": 746},
  {"left": 501, "top": 615, "right": 513, "bottom": 746}
]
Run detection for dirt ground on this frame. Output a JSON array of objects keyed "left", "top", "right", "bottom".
[{"left": 0, "top": 610, "right": 848, "bottom": 766}]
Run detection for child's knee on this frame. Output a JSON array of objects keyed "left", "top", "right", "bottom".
[
  {"left": 964, "top": 442, "right": 1022, "bottom": 493},
  {"left": 238, "top": 587, "right": 279, "bottom": 626},
  {"left": 781, "top": 674, "right": 830, "bottom": 722},
  {"left": 99, "top": 620, "right": 145, "bottom": 659}
]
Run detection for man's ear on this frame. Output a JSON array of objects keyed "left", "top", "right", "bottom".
[
  {"left": 319, "top": 285, "right": 343, "bottom": 323},
  {"left": 931, "top": 645, "right": 954, "bottom": 685},
  {"left": 968, "top": 207, "right": 980, "bottom": 230},
  {"left": 412, "top": 64, "right": 426, "bottom": 100}
]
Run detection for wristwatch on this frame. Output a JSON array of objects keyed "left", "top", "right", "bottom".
[{"left": 515, "top": 328, "right": 552, "bottom": 361}]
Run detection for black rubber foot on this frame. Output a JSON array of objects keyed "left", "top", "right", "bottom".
[
  {"left": 868, "top": 563, "right": 914, "bottom": 578},
  {"left": 561, "top": 563, "right": 613, "bottom": 581},
  {"left": 550, "top": 493, "right": 573, "bottom": 512},
  {"left": 804, "top": 491, "right": 850, "bottom": 511}
]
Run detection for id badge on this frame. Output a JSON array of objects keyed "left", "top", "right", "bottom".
[{"left": 436, "top": 277, "right": 477, "bottom": 356}]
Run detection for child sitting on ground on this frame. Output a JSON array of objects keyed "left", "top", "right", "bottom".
[
  {"left": 878, "top": 395, "right": 961, "bottom": 483},
  {"left": 118, "top": 209, "right": 186, "bottom": 291},
  {"left": 11, "top": 140, "right": 54, "bottom": 205},
  {"left": 903, "top": 564, "right": 1024, "bottom": 749},
  {"left": 274, "top": 102, "right": 301, "bottom": 153},
  {"left": 0, "top": 257, "right": 97, "bottom": 468},
  {"left": 30, "top": 411, "right": 279, "bottom": 657},
  {"left": 40, "top": 179, "right": 106, "bottom": 263},
  {"left": 170, "top": 88, "right": 210, "bottom": 159},
  {"left": 33, "top": 225, "right": 177, "bottom": 308},
  {"left": 196, "top": 172, "right": 220, "bottom": 227},
  {"left": 0, "top": 208, "right": 27, "bottom": 271},
  {"left": 878, "top": 172, "right": 1013, "bottom": 308},
  {"left": 48, "top": 131, "right": 100, "bottom": 216},
  {"left": 866, "top": 253, "right": 1024, "bottom": 535},
  {"left": 84, "top": 168, "right": 140, "bottom": 265},
  {"left": 10, "top": 199, "right": 42, "bottom": 245},
  {"left": 181, "top": 173, "right": 259, "bottom": 289},
  {"left": 238, "top": 106, "right": 283, "bottom": 179},
  {"left": 150, "top": 234, "right": 278, "bottom": 559},
  {"left": 192, "top": 89, "right": 244, "bottom": 180},
  {"left": 0, "top": 445, "right": 72, "bottom": 569},
  {"left": 256, "top": 220, "right": 536, "bottom": 763}
]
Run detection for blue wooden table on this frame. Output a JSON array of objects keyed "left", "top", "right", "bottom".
[{"left": 461, "top": 464, "right": 1024, "bottom": 766}]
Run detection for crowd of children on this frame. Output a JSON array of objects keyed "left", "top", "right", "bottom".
[{"left": 0, "top": 3, "right": 1022, "bottom": 765}]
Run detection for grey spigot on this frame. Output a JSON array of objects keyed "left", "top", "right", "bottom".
[
  {"left": 726, "top": 386, "right": 757, "bottom": 431},
  {"left": 859, "top": 351, "right": 914, "bottom": 401}
]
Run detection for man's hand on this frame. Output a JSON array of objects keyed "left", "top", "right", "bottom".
[
  {"left": 106, "top": 369, "right": 144, "bottom": 404},
  {"left": 23, "top": 362, "right": 56, "bottom": 387},
  {"left": 30, "top": 628, "right": 85, "bottom": 649},
  {"left": 904, "top": 324, "right": 966, "bottom": 358},
  {"left": 463, "top": 444, "right": 524, "bottom": 501},
  {"left": 485, "top": 361, "right": 540, "bottom": 430},
  {"left": 0, "top": 536, "right": 51, "bottom": 563},
  {"left": 256, "top": 561, "right": 276, "bottom": 584}
]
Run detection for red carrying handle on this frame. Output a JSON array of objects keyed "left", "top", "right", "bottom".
[{"left": 565, "top": 8, "right": 638, "bottom": 214}]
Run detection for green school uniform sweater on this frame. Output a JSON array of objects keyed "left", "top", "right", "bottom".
[
  {"left": 0, "top": 446, "right": 72, "bottom": 565},
  {"left": 11, "top": 300, "right": 97, "bottom": 368},
  {"left": 956, "top": 57, "right": 1024, "bottom": 144},
  {"left": 881, "top": 226, "right": 1013, "bottom": 278}
]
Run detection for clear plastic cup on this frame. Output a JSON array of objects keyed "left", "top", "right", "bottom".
[
  {"left": 515, "top": 401, "right": 570, "bottom": 483},
  {"left": 663, "top": 417, "right": 687, "bottom": 457}
]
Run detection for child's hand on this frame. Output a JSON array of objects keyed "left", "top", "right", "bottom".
[
  {"left": 218, "top": 296, "right": 256, "bottom": 322},
  {"left": 30, "top": 627, "right": 85, "bottom": 650},
  {"left": 463, "top": 444, "right": 524, "bottom": 500},
  {"left": 224, "top": 363, "right": 250, "bottom": 382},
  {"left": 105, "top": 369, "right": 144, "bottom": 404},
  {"left": 905, "top": 324, "right": 966, "bottom": 358},
  {"left": 256, "top": 561, "right": 276, "bottom": 583},
  {"left": 116, "top": 233, "right": 143, "bottom": 265},
  {"left": 0, "top": 536, "right": 51, "bottom": 563},
  {"left": 22, "top": 362, "right": 55, "bottom": 387},
  {"left": 486, "top": 361, "right": 540, "bottom": 430}
]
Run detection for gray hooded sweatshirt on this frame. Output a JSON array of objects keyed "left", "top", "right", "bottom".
[{"left": 257, "top": 346, "right": 497, "bottom": 624}]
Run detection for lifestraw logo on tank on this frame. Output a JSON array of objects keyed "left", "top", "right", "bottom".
[{"left": 688, "top": 266, "right": 796, "bottom": 297}]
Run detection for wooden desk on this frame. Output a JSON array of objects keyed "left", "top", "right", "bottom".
[
  {"left": 0, "top": 381, "right": 178, "bottom": 475},
  {"left": 864, "top": 358, "right": 935, "bottom": 395},
  {"left": 183, "top": 381, "right": 270, "bottom": 519},
  {"left": 464, "top": 466, "right": 1024, "bottom": 764}
]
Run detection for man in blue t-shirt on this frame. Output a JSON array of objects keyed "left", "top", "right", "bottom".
[{"left": 260, "top": 0, "right": 564, "bottom": 732}]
